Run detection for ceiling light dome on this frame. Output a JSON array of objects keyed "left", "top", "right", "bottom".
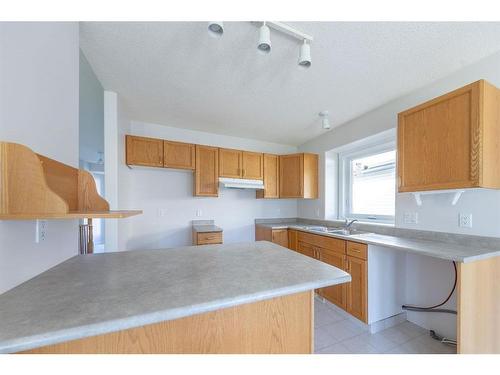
[
  {"left": 298, "top": 40, "right": 311, "bottom": 68},
  {"left": 257, "top": 22, "right": 271, "bottom": 54},
  {"left": 208, "top": 22, "right": 224, "bottom": 38},
  {"left": 319, "top": 111, "right": 330, "bottom": 130}
]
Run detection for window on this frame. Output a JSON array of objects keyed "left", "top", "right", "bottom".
[{"left": 339, "top": 143, "right": 395, "bottom": 223}]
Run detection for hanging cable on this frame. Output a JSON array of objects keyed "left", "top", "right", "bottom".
[{"left": 402, "top": 261, "right": 457, "bottom": 315}]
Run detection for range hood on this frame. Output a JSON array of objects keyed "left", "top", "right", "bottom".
[{"left": 219, "top": 177, "right": 264, "bottom": 190}]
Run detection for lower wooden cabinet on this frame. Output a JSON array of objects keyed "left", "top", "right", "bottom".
[
  {"left": 346, "top": 255, "right": 367, "bottom": 322},
  {"left": 317, "top": 246, "right": 347, "bottom": 310},
  {"left": 271, "top": 229, "right": 288, "bottom": 248},
  {"left": 193, "top": 231, "right": 223, "bottom": 245},
  {"left": 294, "top": 231, "right": 368, "bottom": 323},
  {"left": 254, "top": 226, "right": 368, "bottom": 322}
]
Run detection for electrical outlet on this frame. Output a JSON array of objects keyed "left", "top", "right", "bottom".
[
  {"left": 459, "top": 213, "right": 472, "bottom": 228},
  {"left": 35, "top": 220, "right": 47, "bottom": 243},
  {"left": 196, "top": 209, "right": 203, "bottom": 217},
  {"left": 403, "top": 212, "right": 418, "bottom": 224}
]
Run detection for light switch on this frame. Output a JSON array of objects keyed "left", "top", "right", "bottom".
[
  {"left": 403, "top": 212, "right": 418, "bottom": 224},
  {"left": 196, "top": 209, "right": 203, "bottom": 217}
]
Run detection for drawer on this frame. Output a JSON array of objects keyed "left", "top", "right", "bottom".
[
  {"left": 297, "top": 231, "right": 346, "bottom": 254},
  {"left": 196, "top": 232, "right": 223, "bottom": 245},
  {"left": 346, "top": 241, "right": 367, "bottom": 260}
]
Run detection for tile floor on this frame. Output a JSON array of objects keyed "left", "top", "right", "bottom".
[{"left": 314, "top": 297, "right": 456, "bottom": 354}]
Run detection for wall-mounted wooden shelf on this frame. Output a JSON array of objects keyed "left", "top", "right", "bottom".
[
  {"left": 0, "top": 210, "right": 141, "bottom": 220},
  {"left": 0, "top": 141, "right": 142, "bottom": 221}
]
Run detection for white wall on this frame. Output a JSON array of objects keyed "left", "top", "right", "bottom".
[
  {"left": 0, "top": 22, "right": 79, "bottom": 294},
  {"left": 116, "top": 120, "right": 298, "bottom": 251},
  {"left": 298, "top": 50, "right": 500, "bottom": 339}
]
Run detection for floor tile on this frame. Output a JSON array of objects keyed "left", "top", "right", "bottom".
[
  {"left": 321, "top": 320, "right": 365, "bottom": 342},
  {"left": 395, "top": 321, "right": 427, "bottom": 339},
  {"left": 341, "top": 335, "right": 380, "bottom": 354},
  {"left": 315, "top": 306, "right": 345, "bottom": 327},
  {"left": 315, "top": 342, "right": 352, "bottom": 354},
  {"left": 379, "top": 325, "right": 415, "bottom": 345},
  {"left": 384, "top": 346, "right": 413, "bottom": 354},
  {"left": 314, "top": 328, "right": 338, "bottom": 350},
  {"left": 354, "top": 332, "right": 399, "bottom": 353}
]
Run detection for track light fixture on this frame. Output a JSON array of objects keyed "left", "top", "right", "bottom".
[
  {"left": 319, "top": 111, "right": 330, "bottom": 130},
  {"left": 298, "top": 40, "right": 312, "bottom": 69},
  {"left": 257, "top": 22, "right": 271, "bottom": 54},
  {"left": 208, "top": 21, "right": 224, "bottom": 38},
  {"left": 208, "top": 22, "right": 314, "bottom": 68}
]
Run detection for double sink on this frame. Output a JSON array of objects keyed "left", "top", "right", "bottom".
[{"left": 292, "top": 225, "right": 370, "bottom": 237}]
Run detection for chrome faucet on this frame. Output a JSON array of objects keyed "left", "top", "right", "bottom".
[{"left": 343, "top": 219, "right": 358, "bottom": 232}]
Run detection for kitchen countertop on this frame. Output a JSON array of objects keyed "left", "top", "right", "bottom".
[
  {"left": 256, "top": 223, "right": 500, "bottom": 263},
  {"left": 0, "top": 242, "right": 350, "bottom": 354},
  {"left": 192, "top": 224, "right": 223, "bottom": 233}
]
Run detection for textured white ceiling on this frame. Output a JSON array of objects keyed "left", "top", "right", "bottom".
[{"left": 80, "top": 22, "right": 500, "bottom": 146}]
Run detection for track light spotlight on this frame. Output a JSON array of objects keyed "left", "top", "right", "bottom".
[
  {"left": 208, "top": 22, "right": 224, "bottom": 38},
  {"left": 319, "top": 111, "right": 330, "bottom": 130},
  {"left": 257, "top": 22, "right": 271, "bottom": 54},
  {"left": 298, "top": 39, "right": 311, "bottom": 68}
]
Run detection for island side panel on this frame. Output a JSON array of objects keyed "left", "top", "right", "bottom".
[
  {"left": 458, "top": 256, "right": 500, "bottom": 353},
  {"left": 20, "top": 291, "right": 314, "bottom": 354}
]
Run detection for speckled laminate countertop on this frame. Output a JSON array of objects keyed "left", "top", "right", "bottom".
[
  {"left": 0, "top": 241, "right": 350, "bottom": 353},
  {"left": 256, "top": 223, "right": 500, "bottom": 263}
]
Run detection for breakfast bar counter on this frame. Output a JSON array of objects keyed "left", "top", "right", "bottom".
[{"left": 0, "top": 241, "right": 350, "bottom": 354}]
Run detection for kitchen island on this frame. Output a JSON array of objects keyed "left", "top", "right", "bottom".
[{"left": 0, "top": 241, "right": 350, "bottom": 354}]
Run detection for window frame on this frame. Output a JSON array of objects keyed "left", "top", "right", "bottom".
[{"left": 338, "top": 141, "right": 396, "bottom": 224}]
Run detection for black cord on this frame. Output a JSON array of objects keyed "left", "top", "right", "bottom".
[{"left": 402, "top": 261, "right": 457, "bottom": 315}]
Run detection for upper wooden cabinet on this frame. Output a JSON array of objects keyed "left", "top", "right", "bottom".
[
  {"left": 256, "top": 154, "right": 279, "bottom": 199},
  {"left": 279, "top": 153, "right": 318, "bottom": 199},
  {"left": 219, "top": 148, "right": 263, "bottom": 180},
  {"left": 398, "top": 80, "right": 500, "bottom": 192},
  {"left": 219, "top": 148, "right": 242, "bottom": 178},
  {"left": 126, "top": 135, "right": 164, "bottom": 167},
  {"left": 163, "top": 140, "right": 195, "bottom": 170},
  {"left": 242, "top": 151, "right": 264, "bottom": 180},
  {"left": 194, "top": 145, "right": 219, "bottom": 197}
]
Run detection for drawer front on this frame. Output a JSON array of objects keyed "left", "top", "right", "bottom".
[
  {"left": 297, "top": 241, "right": 316, "bottom": 259},
  {"left": 197, "top": 232, "right": 223, "bottom": 245},
  {"left": 297, "top": 231, "right": 345, "bottom": 254},
  {"left": 346, "top": 241, "right": 367, "bottom": 260}
]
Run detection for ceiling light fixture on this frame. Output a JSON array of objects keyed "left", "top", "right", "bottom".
[
  {"left": 208, "top": 22, "right": 224, "bottom": 38},
  {"left": 319, "top": 111, "right": 330, "bottom": 130},
  {"left": 257, "top": 22, "right": 272, "bottom": 54},
  {"left": 298, "top": 40, "right": 312, "bottom": 69}
]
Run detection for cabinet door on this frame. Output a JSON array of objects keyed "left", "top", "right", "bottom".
[
  {"left": 194, "top": 145, "right": 219, "bottom": 197},
  {"left": 257, "top": 154, "right": 279, "bottom": 199},
  {"left": 297, "top": 241, "right": 315, "bottom": 259},
  {"left": 398, "top": 82, "right": 480, "bottom": 192},
  {"left": 219, "top": 148, "right": 242, "bottom": 178},
  {"left": 242, "top": 151, "right": 263, "bottom": 180},
  {"left": 164, "top": 140, "right": 195, "bottom": 170},
  {"left": 288, "top": 229, "right": 298, "bottom": 251},
  {"left": 346, "top": 256, "right": 367, "bottom": 323},
  {"left": 271, "top": 229, "right": 288, "bottom": 248},
  {"left": 126, "top": 135, "right": 163, "bottom": 167},
  {"left": 279, "top": 154, "right": 304, "bottom": 198},
  {"left": 318, "top": 247, "right": 347, "bottom": 310}
]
